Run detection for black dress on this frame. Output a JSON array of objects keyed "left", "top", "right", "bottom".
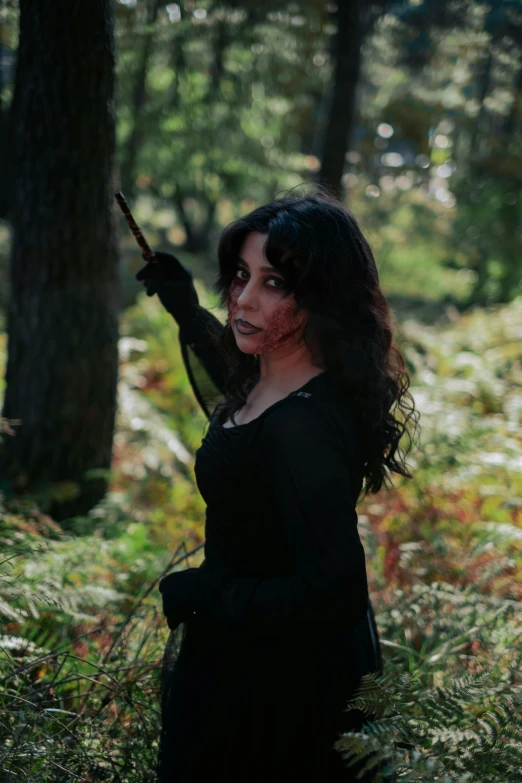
[{"left": 157, "top": 294, "right": 383, "bottom": 782}]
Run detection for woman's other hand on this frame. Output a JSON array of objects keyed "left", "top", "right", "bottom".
[{"left": 159, "top": 567, "right": 210, "bottom": 625}]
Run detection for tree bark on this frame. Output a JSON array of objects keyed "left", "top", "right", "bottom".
[
  {"left": 0, "top": 0, "right": 119, "bottom": 521},
  {"left": 0, "top": 27, "right": 16, "bottom": 218},
  {"left": 318, "top": 0, "right": 362, "bottom": 199}
]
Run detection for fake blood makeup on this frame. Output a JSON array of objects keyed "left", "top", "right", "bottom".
[
  {"left": 226, "top": 280, "right": 243, "bottom": 315},
  {"left": 227, "top": 280, "right": 306, "bottom": 353},
  {"left": 256, "top": 297, "right": 307, "bottom": 352}
]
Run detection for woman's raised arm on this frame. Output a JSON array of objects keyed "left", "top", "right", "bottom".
[{"left": 136, "top": 251, "right": 228, "bottom": 414}]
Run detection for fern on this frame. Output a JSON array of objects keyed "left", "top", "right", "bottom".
[
  {"left": 336, "top": 583, "right": 522, "bottom": 783},
  {"left": 0, "top": 505, "right": 166, "bottom": 782}
]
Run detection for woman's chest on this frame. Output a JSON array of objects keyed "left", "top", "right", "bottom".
[
  {"left": 222, "top": 391, "right": 289, "bottom": 427},
  {"left": 194, "top": 423, "right": 264, "bottom": 510},
  {"left": 194, "top": 424, "right": 285, "bottom": 569}
]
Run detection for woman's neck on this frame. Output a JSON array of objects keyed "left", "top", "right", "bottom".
[{"left": 257, "top": 347, "right": 325, "bottom": 388}]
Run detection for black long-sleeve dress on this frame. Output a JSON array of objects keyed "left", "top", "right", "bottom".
[{"left": 156, "top": 287, "right": 383, "bottom": 782}]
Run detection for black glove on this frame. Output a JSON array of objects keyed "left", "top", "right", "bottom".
[
  {"left": 162, "top": 611, "right": 187, "bottom": 632},
  {"left": 135, "top": 251, "right": 200, "bottom": 326},
  {"left": 158, "top": 565, "right": 241, "bottom": 629},
  {"left": 159, "top": 567, "right": 212, "bottom": 629}
]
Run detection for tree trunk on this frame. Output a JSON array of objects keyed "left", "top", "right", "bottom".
[
  {"left": 0, "top": 0, "right": 119, "bottom": 521},
  {"left": 502, "top": 61, "right": 522, "bottom": 139},
  {"left": 469, "top": 48, "right": 493, "bottom": 160},
  {"left": 0, "top": 26, "right": 16, "bottom": 218},
  {"left": 318, "top": 0, "right": 361, "bottom": 199}
]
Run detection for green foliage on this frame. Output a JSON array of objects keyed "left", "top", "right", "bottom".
[
  {"left": 112, "top": 0, "right": 522, "bottom": 313},
  {"left": 338, "top": 668, "right": 522, "bottom": 782},
  {"left": 115, "top": 1, "right": 328, "bottom": 244},
  {"left": 2, "top": 288, "right": 522, "bottom": 778},
  {"left": 0, "top": 289, "right": 209, "bottom": 778},
  {"left": 4, "top": 1, "right": 521, "bottom": 313},
  {"left": 0, "top": 500, "right": 203, "bottom": 781},
  {"left": 333, "top": 296, "right": 522, "bottom": 779},
  {"left": 348, "top": 3, "right": 522, "bottom": 305}
]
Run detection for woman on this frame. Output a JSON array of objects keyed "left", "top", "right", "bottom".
[{"left": 136, "top": 191, "right": 419, "bottom": 782}]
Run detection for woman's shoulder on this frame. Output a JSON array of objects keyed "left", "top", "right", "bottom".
[{"left": 258, "top": 372, "right": 361, "bottom": 460}]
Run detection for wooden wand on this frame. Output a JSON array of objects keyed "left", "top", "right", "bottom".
[{"left": 114, "top": 190, "right": 157, "bottom": 263}]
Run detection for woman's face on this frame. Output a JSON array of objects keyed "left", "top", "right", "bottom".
[{"left": 226, "top": 231, "right": 307, "bottom": 355}]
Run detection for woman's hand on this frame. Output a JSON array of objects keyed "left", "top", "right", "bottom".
[
  {"left": 159, "top": 567, "right": 211, "bottom": 627},
  {"left": 164, "top": 611, "right": 187, "bottom": 632},
  {"left": 136, "top": 251, "right": 194, "bottom": 292},
  {"left": 159, "top": 565, "right": 241, "bottom": 628},
  {"left": 135, "top": 251, "right": 200, "bottom": 324}
]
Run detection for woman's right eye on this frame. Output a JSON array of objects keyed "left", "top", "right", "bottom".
[{"left": 234, "top": 268, "right": 285, "bottom": 289}]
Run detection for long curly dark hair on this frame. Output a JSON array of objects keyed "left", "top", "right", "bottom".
[{"left": 208, "top": 190, "right": 420, "bottom": 498}]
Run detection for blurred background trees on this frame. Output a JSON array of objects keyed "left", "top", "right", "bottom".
[
  {"left": 1, "top": 0, "right": 521, "bottom": 305},
  {"left": 0, "top": 0, "right": 521, "bottom": 516},
  {"left": 109, "top": 0, "right": 521, "bottom": 306}
]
